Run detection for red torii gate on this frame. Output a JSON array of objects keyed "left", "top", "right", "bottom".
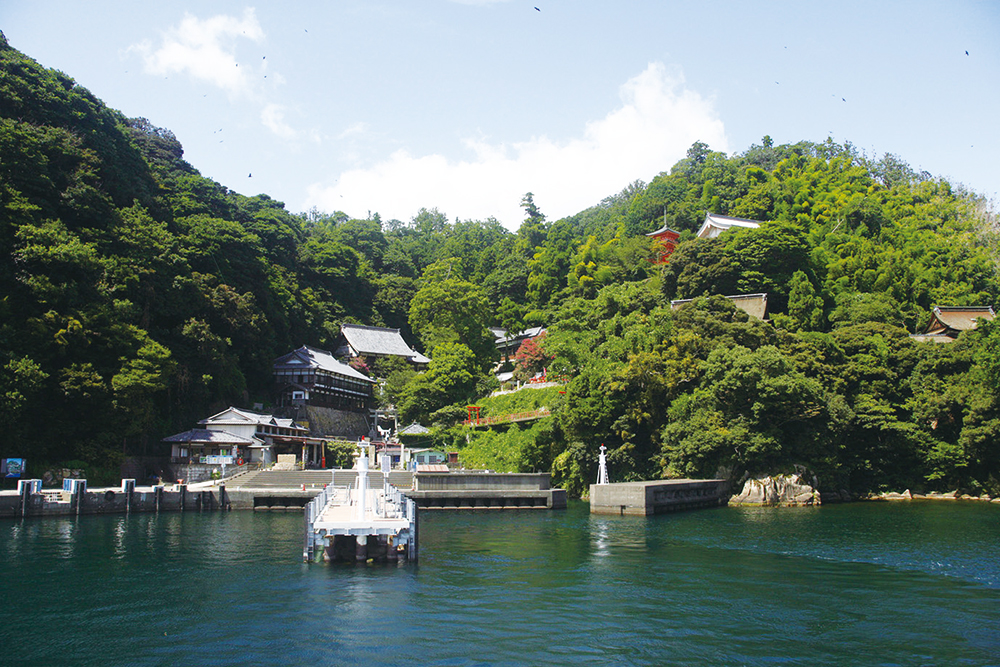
[{"left": 466, "top": 405, "right": 482, "bottom": 426}]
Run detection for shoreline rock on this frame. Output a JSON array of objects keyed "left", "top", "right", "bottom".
[
  {"left": 871, "top": 489, "right": 996, "bottom": 502},
  {"left": 729, "top": 474, "right": 821, "bottom": 507}
]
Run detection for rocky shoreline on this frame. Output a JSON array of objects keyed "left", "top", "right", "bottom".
[
  {"left": 870, "top": 489, "right": 1000, "bottom": 503},
  {"left": 727, "top": 473, "right": 1000, "bottom": 507}
]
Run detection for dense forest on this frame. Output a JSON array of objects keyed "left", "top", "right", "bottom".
[{"left": 2, "top": 34, "right": 999, "bottom": 496}]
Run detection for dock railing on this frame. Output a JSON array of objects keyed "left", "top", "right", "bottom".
[
  {"left": 303, "top": 482, "right": 346, "bottom": 561},
  {"left": 302, "top": 480, "right": 417, "bottom": 562}
]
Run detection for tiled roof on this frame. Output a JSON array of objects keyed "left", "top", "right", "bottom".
[
  {"left": 273, "top": 345, "right": 375, "bottom": 383},
  {"left": 670, "top": 293, "right": 769, "bottom": 320},
  {"left": 340, "top": 324, "right": 429, "bottom": 364},
  {"left": 696, "top": 212, "right": 762, "bottom": 239},
  {"left": 645, "top": 224, "right": 680, "bottom": 238},
  {"left": 162, "top": 428, "right": 257, "bottom": 445},
  {"left": 928, "top": 306, "right": 995, "bottom": 332},
  {"left": 498, "top": 326, "right": 545, "bottom": 345},
  {"left": 199, "top": 406, "right": 310, "bottom": 432}
]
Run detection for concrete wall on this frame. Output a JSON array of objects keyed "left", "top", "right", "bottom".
[
  {"left": 590, "top": 479, "right": 728, "bottom": 515},
  {"left": 0, "top": 484, "right": 259, "bottom": 518},
  {"left": 406, "top": 488, "right": 566, "bottom": 510},
  {"left": 406, "top": 473, "right": 565, "bottom": 510},
  {"left": 414, "top": 472, "right": 551, "bottom": 491}
]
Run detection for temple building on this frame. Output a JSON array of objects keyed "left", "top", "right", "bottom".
[
  {"left": 646, "top": 223, "right": 681, "bottom": 264},
  {"left": 273, "top": 345, "right": 376, "bottom": 412},
  {"left": 671, "top": 293, "right": 769, "bottom": 320},
  {"left": 911, "top": 306, "right": 996, "bottom": 343},
  {"left": 696, "top": 212, "right": 762, "bottom": 239},
  {"left": 492, "top": 326, "right": 546, "bottom": 359},
  {"left": 335, "top": 323, "right": 430, "bottom": 368}
]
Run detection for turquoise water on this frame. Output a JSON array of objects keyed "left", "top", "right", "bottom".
[{"left": 1, "top": 501, "right": 998, "bottom": 666}]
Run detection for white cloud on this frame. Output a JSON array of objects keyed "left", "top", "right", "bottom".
[
  {"left": 132, "top": 8, "right": 264, "bottom": 97},
  {"left": 337, "top": 122, "right": 370, "bottom": 140},
  {"left": 305, "top": 62, "right": 727, "bottom": 228},
  {"left": 261, "top": 103, "right": 297, "bottom": 139}
]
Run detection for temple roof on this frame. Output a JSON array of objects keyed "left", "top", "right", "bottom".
[
  {"left": 670, "top": 293, "right": 769, "bottom": 320},
  {"left": 339, "top": 324, "right": 430, "bottom": 365},
  {"left": 162, "top": 428, "right": 257, "bottom": 445},
  {"left": 199, "top": 407, "right": 310, "bottom": 431},
  {"left": 645, "top": 224, "right": 681, "bottom": 238},
  {"left": 273, "top": 345, "right": 375, "bottom": 383},
  {"left": 398, "top": 422, "right": 430, "bottom": 435},
  {"left": 922, "top": 306, "right": 995, "bottom": 337},
  {"left": 696, "top": 212, "right": 763, "bottom": 239}
]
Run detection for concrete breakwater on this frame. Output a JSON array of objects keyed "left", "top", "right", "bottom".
[
  {"left": 0, "top": 469, "right": 569, "bottom": 518},
  {"left": 590, "top": 479, "right": 729, "bottom": 515},
  {"left": 407, "top": 472, "right": 567, "bottom": 510},
  {"left": 1, "top": 479, "right": 243, "bottom": 518}
]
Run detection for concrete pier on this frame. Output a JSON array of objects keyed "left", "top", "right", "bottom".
[
  {"left": 0, "top": 478, "right": 245, "bottom": 518},
  {"left": 406, "top": 472, "right": 567, "bottom": 510},
  {"left": 589, "top": 479, "right": 729, "bottom": 515},
  {"left": 0, "top": 469, "right": 568, "bottom": 519},
  {"left": 303, "top": 450, "right": 417, "bottom": 563},
  {"left": 303, "top": 484, "right": 417, "bottom": 563}
]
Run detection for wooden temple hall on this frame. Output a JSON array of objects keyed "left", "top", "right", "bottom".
[{"left": 273, "top": 345, "right": 376, "bottom": 412}]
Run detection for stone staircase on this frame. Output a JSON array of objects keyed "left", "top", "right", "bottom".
[
  {"left": 227, "top": 469, "right": 413, "bottom": 490},
  {"left": 226, "top": 469, "right": 330, "bottom": 490},
  {"left": 332, "top": 469, "right": 413, "bottom": 489}
]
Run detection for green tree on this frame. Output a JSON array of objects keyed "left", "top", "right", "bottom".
[
  {"left": 408, "top": 259, "right": 495, "bottom": 369},
  {"left": 784, "top": 270, "right": 825, "bottom": 331},
  {"left": 398, "top": 342, "right": 480, "bottom": 423}
]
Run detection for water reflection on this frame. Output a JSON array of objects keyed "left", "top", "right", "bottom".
[
  {"left": 0, "top": 502, "right": 998, "bottom": 666},
  {"left": 112, "top": 517, "right": 126, "bottom": 558}
]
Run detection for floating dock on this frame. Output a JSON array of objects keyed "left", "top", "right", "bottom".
[
  {"left": 303, "top": 451, "right": 417, "bottom": 563},
  {"left": 589, "top": 479, "right": 729, "bottom": 515}
]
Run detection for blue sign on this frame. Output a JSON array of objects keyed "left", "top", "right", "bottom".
[{"left": 2, "top": 458, "right": 25, "bottom": 478}]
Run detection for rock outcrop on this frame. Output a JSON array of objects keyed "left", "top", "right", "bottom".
[{"left": 728, "top": 473, "right": 821, "bottom": 506}]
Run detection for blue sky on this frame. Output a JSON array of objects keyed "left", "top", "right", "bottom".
[{"left": 3, "top": 1, "right": 997, "bottom": 228}]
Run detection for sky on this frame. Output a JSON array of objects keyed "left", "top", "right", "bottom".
[{"left": 2, "top": 1, "right": 998, "bottom": 229}]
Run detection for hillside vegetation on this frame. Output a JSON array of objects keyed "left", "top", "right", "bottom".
[{"left": 2, "top": 34, "right": 998, "bottom": 495}]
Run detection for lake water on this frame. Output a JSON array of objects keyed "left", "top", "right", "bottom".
[{"left": 1, "top": 501, "right": 998, "bottom": 666}]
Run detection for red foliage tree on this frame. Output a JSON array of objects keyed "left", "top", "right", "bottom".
[{"left": 513, "top": 332, "right": 552, "bottom": 381}]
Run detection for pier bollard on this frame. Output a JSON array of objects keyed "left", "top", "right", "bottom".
[
  {"left": 17, "top": 479, "right": 41, "bottom": 518},
  {"left": 121, "top": 479, "right": 135, "bottom": 514},
  {"left": 154, "top": 485, "right": 163, "bottom": 512},
  {"left": 62, "top": 479, "right": 87, "bottom": 516},
  {"left": 178, "top": 484, "right": 187, "bottom": 512}
]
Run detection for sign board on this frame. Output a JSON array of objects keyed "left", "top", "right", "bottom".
[
  {"left": 204, "top": 455, "right": 234, "bottom": 465},
  {"left": 2, "top": 458, "right": 25, "bottom": 478}
]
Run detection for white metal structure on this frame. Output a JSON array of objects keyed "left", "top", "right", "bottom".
[{"left": 597, "top": 444, "right": 609, "bottom": 485}]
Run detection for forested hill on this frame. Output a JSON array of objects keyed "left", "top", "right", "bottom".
[{"left": 2, "top": 34, "right": 999, "bottom": 496}]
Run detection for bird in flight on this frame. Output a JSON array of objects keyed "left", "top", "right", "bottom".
[{"left": 535, "top": 6, "right": 540, "bottom": 10}]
